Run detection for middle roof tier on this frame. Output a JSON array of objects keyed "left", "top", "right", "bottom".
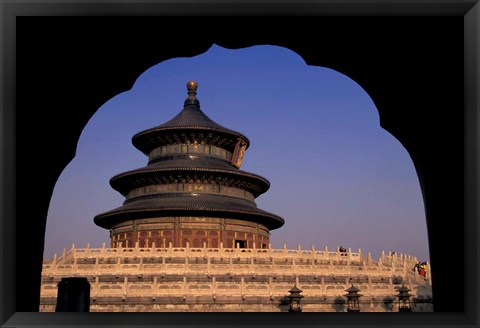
[{"left": 109, "top": 156, "right": 271, "bottom": 198}]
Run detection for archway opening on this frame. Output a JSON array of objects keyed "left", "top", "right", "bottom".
[{"left": 43, "top": 44, "right": 430, "bottom": 263}]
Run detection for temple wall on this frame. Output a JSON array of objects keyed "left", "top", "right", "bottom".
[
  {"left": 110, "top": 217, "right": 270, "bottom": 249},
  {"left": 40, "top": 244, "right": 432, "bottom": 312}
]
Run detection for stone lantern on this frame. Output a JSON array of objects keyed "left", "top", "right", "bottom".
[
  {"left": 344, "top": 284, "right": 361, "bottom": 312},
  {"left": 287, "top": 285, "right": 304, "bottom": 312},
  {"left": 396, "top": 285, "right": 412, "bottom": 312},
  {"left": 383, "top": 296, "right": 394, "bottom": 312}
]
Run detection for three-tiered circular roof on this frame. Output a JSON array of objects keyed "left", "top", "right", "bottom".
[{"left": 94, "top": 81, "right": 284, "bottom": 231}]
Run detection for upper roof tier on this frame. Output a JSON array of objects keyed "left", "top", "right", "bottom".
[{"left": 132, "top": 81, "right": 250, "bottom": 155}]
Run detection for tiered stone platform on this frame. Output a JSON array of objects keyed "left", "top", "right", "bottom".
[{"left": 40, "top": 243, "right": 432, "bottom": 312}]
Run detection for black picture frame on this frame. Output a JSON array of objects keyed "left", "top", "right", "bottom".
[{"left": 2, "top": 1, "right": 479, "bottom": 327}]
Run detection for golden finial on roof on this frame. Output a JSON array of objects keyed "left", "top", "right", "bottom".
[
  {"left": 185, "top": 81, "right": 200, "bottom": 106},
  {"left": 187, "top": 81, "right": 198, "bottom": 93}
]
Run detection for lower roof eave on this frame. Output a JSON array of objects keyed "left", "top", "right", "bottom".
[{"left": 94, "top": 207, "right": 284, "bottom": 231}]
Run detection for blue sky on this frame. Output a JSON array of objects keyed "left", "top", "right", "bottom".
[{"left": 43, "top": 45, "right": 429, "bottom": 262}]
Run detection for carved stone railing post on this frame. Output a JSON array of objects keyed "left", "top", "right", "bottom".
[
  {"left": 240, "top": 276, "right": 245, "bottom": 297},
  {"left": 183, "top": 276, "right": 188, "bottom": 296},
  {"left": 153, "top": 276, "right": 158, "bottom": 299},
  {"left": 212, "top": 276, "right": 217, "bottom": 296},
  {"left": 206, "top": 255, "right": 211, "bottom": 274},
  {"left": 392, "top": 256, "right": 396, "bottom": 275},
  {"left": 94, "top": 276, "right": 99, "bottom": 298},
  {"left": 61, "top": 247, "right": 67, "bottom": 262},
  {"left": 116, "top": 257, "right": 121, "bottom": 275},
  {"left": 123, "top": 276, "right": 128, "bottom": 299},
  {"left": 268, "top": 276, "right": 273, "bottom": 296},
  {"left": 139, "top": 256, "right": 145, "bottom": 275}
]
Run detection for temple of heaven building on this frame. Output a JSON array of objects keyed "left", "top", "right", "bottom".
[{"left": 94, "top": 81, "right": 284, "bottom": 249}]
